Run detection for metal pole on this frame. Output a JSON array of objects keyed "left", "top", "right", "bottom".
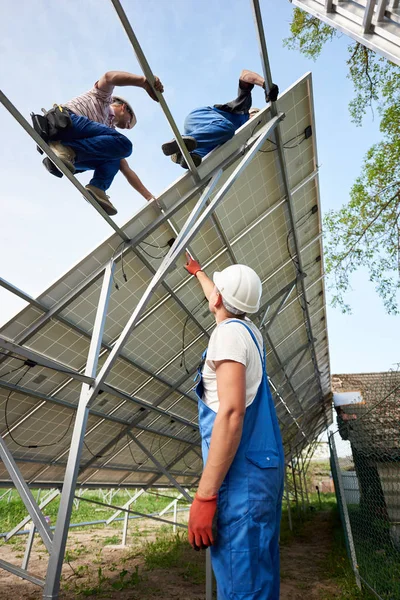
[
  {"left": 110, "top": 0, "right": 201, "bottom": 182},
  {"left": 0, "top": 436, "right": 53, "bottom": 552},
  {"left": 127, "top": 433, "right": 192, "bottom": 502},
  {"left": 284, "top": 469, "right": 293, "bottom": 531},
  {"left": 173, "top": 499, "right": 178, "bottom": 534},
  {"left": 85, "top": 115, "right": 282, "bottom": 405},
  {"left": 250, "top": 0, "right": 324, "bottom": 406},
  {"left": 122, "top": 511, "right": 129, "bottom": 546},
  {"left": 43, "top": 262, "right": 115, "bottom": 599},
  {"left": 330, "top": 434, "right": 361, "bottom": 589},
  {"left": 0, "top": 91, "right": 129, "bottom": 239},
  {"left": 206, "top": 547, "right": 213, "bottom": 600},
  {"left": 22, "top": 525, "right": 36, "bottom": 571}
]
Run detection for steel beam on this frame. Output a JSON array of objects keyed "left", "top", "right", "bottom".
[
  {"left": 110, "top": 0, "right": 201, "bottom": 182},
  {"left": 377, "top": 0, "right": 389, "bottom": 21},
  {"left": 0, "top": 379, "right": 196, "bottom": 446},
  {"left": 0, "top": 336, "right": 93, "bottom": 385},
  {"left": 85, "top": 114, "right": 282, "bottom": 406},
  {"left": 6, "top": 489, "right": 59, "bottom": 542},
  {"left": 0, "top": 91, "right": 129, "bottom": 239},
  {"left": 105, "top": 488, "right": 145, "bottom": 524},
  {"left": 0, "top": 558, "right": 44, "bottom": 587},
  {"left": 363, "top": 0, "right": 377, "bottom": 32},
  {"left": 0, "top": 435, "right": 53, "bottom": 552},
  {"left": 43, "top": 262, "right": 115, "bottom": 599},
  {"left": 251, "top": 0, "right": 324, "bottom": 407},
  {"left": 127, "top": 432, "right": 192, "bottom": 502},
  {"left": 291, "top": 0, "right": 400, "bottom": 66}
]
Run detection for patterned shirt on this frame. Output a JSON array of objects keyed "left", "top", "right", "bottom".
[{"left": 63, "top": 82, "right": 116, "bottom": 128}]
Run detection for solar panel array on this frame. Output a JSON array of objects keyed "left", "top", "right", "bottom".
[
  {"left": 292, "top": 0, "right": 400, "bottom": 67},
  {"left": 0, "top": 73, "right": 331, "bottom": 490}
]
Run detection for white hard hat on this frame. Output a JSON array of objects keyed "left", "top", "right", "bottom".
[
  {"left": 213, "top": 265, "right": 262, "bottom": 314},
  {"left": 112, "top": 95, "right": 137, "bottom": 129}
]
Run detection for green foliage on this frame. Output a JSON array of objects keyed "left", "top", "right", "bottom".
[
  {"left": 285, "top": 7, "right": 400, "bottom": 312},
  {"left": 142, "top": 532, "right": 186, "bottom": 570},
  {"left": 283, "top": 8, "right": 337, "bottom": 59},
  {"left": 324, "top": 103, "right": 400, "bottom": 314}
]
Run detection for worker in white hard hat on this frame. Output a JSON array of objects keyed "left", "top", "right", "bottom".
[
  {"left": 161, "top": 70, "right": 278, "bottom": 169},
  {"left": 185, "top": 253, "right": 284, "bottom": 600},
  {"left": 40, "top": 71, "right": 164, "bottom": 216}
]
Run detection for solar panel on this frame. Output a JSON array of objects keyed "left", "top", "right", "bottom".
[
  {"left": 291, "top": 0, "right": 400, "bottom": 67},
  {"left": 0, "top": 72, "right": 331, "bottom": 492}
]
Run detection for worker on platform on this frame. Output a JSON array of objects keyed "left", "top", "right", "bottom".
[
  {"left": 162, "top": 70, "right": 278, "bottom": 169},
  {"left": 43, "top": 71, "right": 164, "bottom": 216},
  {"left": 185, "top": 254, "right": 284, "bottom": 600}
]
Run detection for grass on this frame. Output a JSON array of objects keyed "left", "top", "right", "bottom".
[
  {"left": 0, "top": 489, "right": 187, "bottom": 535},
  {"left": 320, "top": 506, "right": 376, "bottom": 600}
]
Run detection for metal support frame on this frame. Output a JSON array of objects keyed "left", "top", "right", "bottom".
[
  {"left": 110, "top": 0, "right": 201, "bottom": 182},
  {"left": 6, "top": 489, "right": 59, "bottom": 542},
  {"left": 284, "top": 468, "right": 293, "bottom": 531},
  {"left": 251, "top": 0, "right": 324, "bottom": 411},
  {"left": 206, "top": 548, "right": 213, "bottom": 600},
  {"left": 363, "top": 0, "right": 377, "bottom": 32},
  {"left": 0, "top": 436, "right": 53, "bottom": 552},
  {"left": 0, "top": 91, "right": 129, "bottom": 238},
  {"left": 330, "top": 433, "right": 362, "bottom": 589},
  {"left": 291, "top": 0, "right": 400, "bottom": 66},
  {"left": 127, "top": 432, "right": 192, "bottom": 502},
  {"left": 43, "top": 262, "right": 115, "bottom": 599}
]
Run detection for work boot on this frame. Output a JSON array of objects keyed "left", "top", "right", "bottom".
[
  {"left": 162, "top": 136, "right": 197, "bottom": 156},
  {"left": 179, "top": 152, "right": 202, "bottom": 169},
  {"left": 42, "top": 142, "right": 76, "bottom": 178},
  {"left": 85, "top": 185, "right": 118, "bottom": 216},
  {"left": 170, "top": 151, "right": 202, "bottom": 169}
]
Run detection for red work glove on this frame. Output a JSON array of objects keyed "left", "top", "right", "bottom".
[
  {"left": 184, "top": 252, "right": 202, "bottom": 277},
  {"left": 188, "top": 493, "right": 218, "bottom": 550}
]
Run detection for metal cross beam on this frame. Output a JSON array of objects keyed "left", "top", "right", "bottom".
[
  {"left": 251, "top": 0, "right": 324, "bottom": 408},
  {"left": 43, "top": 262, "right": 115, "bottom": 598},
  {"left": 127, "top": 432, "right": 192, "bottom": 502},
  {"left": 84, "top": 114, "right": 282, "bottom": 407},
  {"left": 110, "top": 0, "right": 201, "bottom": 181},
  {"left": 0, "top": 91, "right": 130, "bottom": 239}
]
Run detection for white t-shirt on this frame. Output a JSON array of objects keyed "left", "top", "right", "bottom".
[{"left": 201, "top": 318, "right": 264, "bottom": 413}]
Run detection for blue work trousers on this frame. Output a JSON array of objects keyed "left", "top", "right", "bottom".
[
  {"left": 184, "top": 107, "right": 249, "bottom": 158},
  {"left": 57, "top": 113, "right": 132, "bottom": 190}
]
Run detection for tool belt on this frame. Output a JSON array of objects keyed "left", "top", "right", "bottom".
[{"left": 31, "top": 105, "right": 72, "bottom": 154}]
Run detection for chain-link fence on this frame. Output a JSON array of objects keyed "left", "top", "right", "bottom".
[{"left": 330, "top": 369, "right": 400, "bottom": 599}]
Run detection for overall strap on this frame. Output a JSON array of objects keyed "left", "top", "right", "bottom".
[{"left": 221, "top": 319, "right": 265, "bottom": 369}]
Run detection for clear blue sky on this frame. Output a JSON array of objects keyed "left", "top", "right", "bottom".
[{"left": 0, "top": 0, "right": 398, "bottom": 374}]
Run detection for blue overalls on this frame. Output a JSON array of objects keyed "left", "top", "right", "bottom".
[
  {"left": 195, "top": 320, "right": 285, "bottom": 600},
  {"left": 184, "top": 107, "right": 249, "bottom": 158}
]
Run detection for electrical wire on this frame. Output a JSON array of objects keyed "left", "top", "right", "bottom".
[
  {"left": 4, "top": 364, "right": 77, "bottom": 448},
  {"left": 139, "top": 244, "right": 170, "bottom": 260},
  {"left": 82, "top": 424, "right": 127, "bottom": 460},
  {"left": 259, "top": 131, "right": 308, "bottom": 153}
]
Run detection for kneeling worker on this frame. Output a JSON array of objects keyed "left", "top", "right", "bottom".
[
  {"left": 162, "top": 70, "right": 278, "bottom": 169},
  {"left": 42, "top": 71, "right": 164, "bottom": 216},
  {"left": 185, "top": 254, "right": 284, "bottom": 600}
]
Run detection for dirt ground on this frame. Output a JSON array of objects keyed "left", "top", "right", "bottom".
[{"left": 0, "top": 511, "right": 342, "bottom": 599}]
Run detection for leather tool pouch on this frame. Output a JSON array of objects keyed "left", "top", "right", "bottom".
[{"left": 31, "top": 105, "right": 72, "bottom": 154}]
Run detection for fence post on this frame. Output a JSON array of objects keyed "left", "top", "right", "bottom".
[
  {"left": 330, "top": 433, "right": 361, "bottom": 590},
  {"left": 284, "top": 468, "right": 293, "bottom": 531}
]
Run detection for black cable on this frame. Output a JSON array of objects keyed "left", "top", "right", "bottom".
[
  {"left": 4, "top": 364, "right": 77, "bottom": 448},
  {"left": 259, "top": 132, "right": 307, "bottom": 153},
  {"left": 139, "top": 244, "right": 169, "bottom": 260},
  {"left": 82, "top": 424, "right": 126, "bottom": 460},
  {"left": 141, "top": 241, "right": 171, "bottom": 250},
  {"left": 0, "top": 351, "right": 26, "bottom": 364},
  {"left": 0, "top": 364, "right": 28, "bottom": 379}
]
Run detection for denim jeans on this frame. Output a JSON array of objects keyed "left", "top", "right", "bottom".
[
  {"left": 183, "top": 107, "right": 249, "bottom": 158},
  {"left": 57, "top": 113, "right": 132, "bottom": 190}
]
